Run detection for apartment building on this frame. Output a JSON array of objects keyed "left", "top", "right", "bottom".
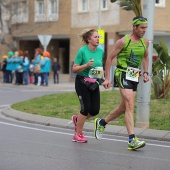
[
  {"left": 1, "top": 0, "right": 71, "bottom": 75},
  {"left": 0, "top": 0, "right": 169, "bottom": 81}
]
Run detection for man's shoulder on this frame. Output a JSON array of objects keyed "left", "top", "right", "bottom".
[
  {"left": 115, "top": 36, "right": 126, "bottom": 48},
  {"left": 143, "top": 38, "right": 149, "bottom": 44}
]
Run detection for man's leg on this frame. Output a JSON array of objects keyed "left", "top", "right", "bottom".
[
  {"left": 105, "top": 100, "right": 126, "bottom": 123},
  {"left": 56, "top": 72, "right": 59, "bottom": 83},
  {"left": 120, "top": 88, "right": 146, "bottom": 150},
  {"left": 99, "top": 88, "right": 135, "bottom": 134},
  {"left": 119, "top": 88, "right": 136, "bottom": 135},
  {"left": 53, "top": 72, "right": 56, "bottom": 83},
  {"left": 100, "top": 88, "right": 135, "bottom": 140},
  {"left": 94, "top": 91, "right": 125, "bottom": 140},
  {"left": 95, "top": 88, "right": 135, "bottom": 140}
]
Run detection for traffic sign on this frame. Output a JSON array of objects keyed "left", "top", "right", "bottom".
[
  {"left": 97, "top": 30, "right": 105, "bottom": 44},
  {"left": 38, "top": 35, "right": 52, "bottom": 51}
]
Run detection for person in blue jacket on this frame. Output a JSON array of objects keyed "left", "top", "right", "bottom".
[
  {"left": 33, "top": 48, "right": 42, "bottom": 85},
  {"left": 6, "top": 51, "right": 14, "bottom": 83},
  {"left": 22, "top": 51, "right": 30, "bottom": 85},
  {"left": 40, "top": 51, "right": 51, "bottom": 86},
  {"left": 15, "top": 50, "right": 24, "bottom": 85},
  {"left": 13, "top": 51, "right": 20, "bottom": 84}
]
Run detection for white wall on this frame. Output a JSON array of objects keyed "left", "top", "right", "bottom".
[{"left": 71, "top": 0, "right": 120, "bottom": 27}]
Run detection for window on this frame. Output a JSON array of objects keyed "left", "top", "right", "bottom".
[
  {"left": 51, "top": 0, "right": 57, "bottom": 13},
  {"left": 47, "top": 0, "right": 58, "bottom": 21},
  {"left": 82, "top": 0, "right": 88, "bottom": 11},
  {"left": 12, "top": 1, "right": 28, "bottom": 24},
  {"left": 155, "top": 0, "right": 165, "bottom": 7},
  {"left": 19, "top": 1, "right": 28, "bottom": 23},
  {"left": 11, "top": 2, "right": 18, "bottom": 23},
  {"left": 35, "top": 0, "right": 58, "bottom": 22},
  {"left": 38, "top": 1, "right": 44, "bottom": 15},
  {"left": 35, "top": 0, "right": 45, "bottom": 21},
  {"left": 78, "top": 0, "right": 88, "bottom": 12},
  {"left": 101, "top": 0, "right": 108, "bottom": 10}
]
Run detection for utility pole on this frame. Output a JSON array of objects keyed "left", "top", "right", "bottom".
[
  {"left": 136, "top": 0, "right": 155, "bottom": 128},
  {"left": 98, "top": 0, "right": 101, "bottom": 29}
]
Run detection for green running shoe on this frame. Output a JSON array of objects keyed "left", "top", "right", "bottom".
[
  {"left": 128, "top": 137, "right": 146, "bottom": 150},
  {"left": 94, "top": 118, "right": 105, "bottom": 140}
]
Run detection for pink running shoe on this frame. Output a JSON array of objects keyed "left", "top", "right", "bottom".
[
  {"left": 72, "top": 133, "right": 88, "bottom": 143},
  {"left": 72, "top": 115, "right": 78, "bottom": 132}
]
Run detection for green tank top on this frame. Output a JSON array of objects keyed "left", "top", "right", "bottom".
[{"left": 117, "top": 34, "right": 146, "bottom": 71}]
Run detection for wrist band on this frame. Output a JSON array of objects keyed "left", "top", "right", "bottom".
[{"left": 143, "top": 72, "right": 148, "bottom": 76}]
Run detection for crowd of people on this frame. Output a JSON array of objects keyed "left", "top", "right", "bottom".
[{"left": 1, "top": 48, "right": 61, "bottom": 86}]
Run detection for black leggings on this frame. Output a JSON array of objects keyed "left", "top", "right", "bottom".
[{"left": 75, "top": 76, "right": 100, "bottom": 116}]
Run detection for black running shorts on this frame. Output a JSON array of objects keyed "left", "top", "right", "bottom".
[
  {"left": 114, "top": 71, "right": 139, "bottom": 91},
  {"left": 75, "top": 76, "right": 100, "bottom": 116}
]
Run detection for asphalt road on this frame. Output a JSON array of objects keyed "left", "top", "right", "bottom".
[
  {"left": 0, "top": 83, "right": 170, "bottom": 170},
  {"left": 0, "top": 115, "right": 170, "bottom": 170},
  {"left": 0, "top": 82, "right": 74, "bottom": 105}
]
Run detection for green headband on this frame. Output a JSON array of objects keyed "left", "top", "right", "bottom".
[{"left": 132, "top": 19, "right": 148, "bottom": 25}]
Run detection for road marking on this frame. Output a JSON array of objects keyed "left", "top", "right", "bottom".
[
  {"left": 0, "top": 105, "right": 10, "bottom": 108},
  {"left": 0, "top": 121, "right": 170, "bottom": 148}
]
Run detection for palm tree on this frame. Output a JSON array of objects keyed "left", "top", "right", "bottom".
[
  {"left": 152, "top": 40, "right": 170, "bottom": 98},
  {"left": 110, "top": 0, "right": 142, "bottom": 16}
]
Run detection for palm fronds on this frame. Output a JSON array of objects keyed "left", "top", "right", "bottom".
[
  {"left": 153, "top": 39, "right": 170, "bottom": 98},
  {"left": 110, "top": 0, "right": 142, "bottom": 16}
]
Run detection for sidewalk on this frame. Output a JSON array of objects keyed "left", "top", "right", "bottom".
[
  {"left": 0, "top": 80, "right": 114, "bottom": 92},
  {"left": 1, "top": 81, "right": 170, "bottom": 142}
]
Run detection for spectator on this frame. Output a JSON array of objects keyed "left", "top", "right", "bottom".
[
  {"left": 29, "top": 60, "right": 34, "bottom": 84},
  {"left": 33, "top": 48, "right": 42, "bottom": 85},
  {"left": 22, "top": 51, "right": 30, "bottom": 85},
  {"left": 6, "top": 51, "right": 14, "bottom": 83},
  {"left": 15, "top": 50, "right": 24, "bottom": 85},
  {"left": 40, "top": 51, "right": 51, "bottom": 86},
  {"left": 2, "top": 55, "right": 7, "bottom": 83},
  {"left": 52, "top": 58, "right": 61, "bottom": 84}
]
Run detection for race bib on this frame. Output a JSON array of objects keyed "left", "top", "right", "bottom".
[
  {"left": 89, "top": 67, "right": 103, "bottom": 79},
  {"left": 126, "top": 67, "right": 139, "bottom": 82}
]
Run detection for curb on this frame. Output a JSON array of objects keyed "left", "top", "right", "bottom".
[{"left": 1, "top": 106, "right": 170, "bottom": 142}]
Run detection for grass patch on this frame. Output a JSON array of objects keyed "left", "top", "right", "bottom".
[{"left": 11, "top": 89, "right": 170, "bottom": 131}]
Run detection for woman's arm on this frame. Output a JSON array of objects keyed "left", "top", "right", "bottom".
[{"left": 72, "top": 59, "right": 94, "bottom": 73}]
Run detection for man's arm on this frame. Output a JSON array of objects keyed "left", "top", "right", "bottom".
[
  {"left": 142, "top": 38, "right": 149, "bottom": 83},
  {"left": 103, "top": 37, "right": 125, "bottom": 89}
]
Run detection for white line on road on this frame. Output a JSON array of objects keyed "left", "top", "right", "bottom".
[
  {"left": 0, "top": 105, "right": 10, "bottom": 108},
  {"left": 0, "top": 121, "right": 170, "bottom": 149}
]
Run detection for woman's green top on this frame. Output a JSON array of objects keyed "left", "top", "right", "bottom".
[{"left": 74, "top": 45, "right": 104, "bottom": 77}]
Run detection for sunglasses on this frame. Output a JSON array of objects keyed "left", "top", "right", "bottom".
[{"left": 133, "top": 17, "right": 147, "bottom": 25}]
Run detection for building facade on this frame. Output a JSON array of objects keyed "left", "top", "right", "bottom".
[{"left": 0, "top": 0, "right": 169, "bottom": 81}]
